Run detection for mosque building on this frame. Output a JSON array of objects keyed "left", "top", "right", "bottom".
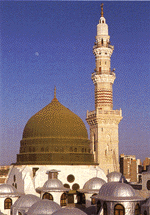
[{"left": 0, "top": 4, "right": 150, "bottom": 215}]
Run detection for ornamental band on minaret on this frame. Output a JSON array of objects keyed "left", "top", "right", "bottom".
[{"left": 86, "top": 4, "right": 123, "bottom": 174}]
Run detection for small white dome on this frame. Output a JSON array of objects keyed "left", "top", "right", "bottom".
[
  {"left": 11, "top": 194, "right": 40, "bottom": 209},
  {"left": 0, "top": 184, "right": 17, "bottom": 195},
  {"left": 96, "top": 182, "right": 144, "bottom": 201},
  {"left": 44, "top": 179, "right": 63, "bottom": 189},
  {"left": 27, "top": 199, "right": 61, "bottom": 215},
  {"left": 36, "top": 179, "right": 69, "bottom": 193},
  {"left": 107, "top": 171, "right": 126, "bottom": 182},
  {"left": 83, "top": 177, "right": 106, "bottom": 192},
  {"left": 52, "top": 208, "right": 87, "bottom": 215}
]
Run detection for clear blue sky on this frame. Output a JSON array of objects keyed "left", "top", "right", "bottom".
[{"left": 0, "top": 1, "right": 150, "bottom": 165}]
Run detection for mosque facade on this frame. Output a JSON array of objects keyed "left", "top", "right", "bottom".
[{"left": 0, "top": 4, "right": 150, "bottom": 215}]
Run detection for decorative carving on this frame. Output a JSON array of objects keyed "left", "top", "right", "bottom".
[{"left": 92, "top": 73, "right": 116, "bottom": 84}]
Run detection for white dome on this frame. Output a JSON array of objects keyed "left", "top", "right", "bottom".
[
  {"left": 52, "top": 208, "right": 87, "bottom": 215},
  {"left": 11, "top": 194, "right": 40, "bottom": 209},
  {"left": 27, "top": 199, "right": 61, "bottom": 215},
  {"left": 44, "top": 179, "right": 64, "bottom": 189},
  {"left": 83, "top": 177, "right": 106, "bottom": 192},
  {"left": 107, "top": 171, "right": 126, "bottom": 182},
  {"left": 0, "top": 184, "right": 18, "bottom": 195},
  {"left": 96, "top": 182, "right": 144, "bottom": 201},
  {"left": 36, "top": 179, "right": 69, "bottom": 193}
]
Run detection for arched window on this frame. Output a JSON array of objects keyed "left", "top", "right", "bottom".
[
  {"left": 144, "top": 211, "right": 147, "bottom": 215},
  {"left": 97, "top": 201, "right": 101, "bottom": 214},
  {"left": 77, "top": 193, "right": 85, "bottom": 204},
  {"left": 135, "top": 203, "right": 140, "bottom": 215},
  {"left": 42, "top": 192, "right": 53, "bottom": 200},
  {"left": 91, "top": 193, "right": 97, "bottom": 205},
  {"left": 4, "top": 197, "right": 12, "bottom": 209},
  {"left": 103, "top": 202, "right": 107, "bottom": 215},
  {"left": 114, "top": 204, "right": 125, "bottom": 215},
  {"left": 60, "top": 193, "right": 67, "bottom": 206}
]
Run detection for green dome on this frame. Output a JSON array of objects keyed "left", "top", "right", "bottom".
[
  {"left": 16, "top": 98, "right": 96, "bottom": 165},
  {"left": 22, "top": 98, "right": 88, "bottom": 139}
]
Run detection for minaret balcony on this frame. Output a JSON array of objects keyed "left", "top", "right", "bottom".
[{"left": 86, "top": 108, "right": 122, "bottom": 119}]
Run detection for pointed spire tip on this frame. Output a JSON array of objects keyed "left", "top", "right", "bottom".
[{"left": 101, "top": 3, "right": 104, "bottom": 17}]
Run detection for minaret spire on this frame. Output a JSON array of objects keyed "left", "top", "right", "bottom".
[{"left": 100, "top": 3, "right": 104, "bottom": 17}]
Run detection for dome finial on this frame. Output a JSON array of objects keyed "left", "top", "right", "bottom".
[
  {"left": 52, "top": 86, "right": 58, "bottom": 101},
  {"left": 100, "top": 3, "right": 104, "bottom": 17},
  {"left": 54, "top": 86, "right": 56, "bottom": 99}
]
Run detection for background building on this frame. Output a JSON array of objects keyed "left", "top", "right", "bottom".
[{"left": 120, "top": 154, "right": 142, "bottom": 183}]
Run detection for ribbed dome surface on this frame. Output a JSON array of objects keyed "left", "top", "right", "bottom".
[
  {"left": 27, "top": 199, "right": 61, "bottom": 215},
  {"left": 107, "top": 171, "right": 126, "bottom": 182},
  {"left": 52, "top": 208, "right": 87, "bottom": 215},
  {"left": 12, "top": 194, "right": 40, "bottom": 208},
  {"left": 16, "top": 98, "right": 96, "bottom": 165},
  {"left": 96, "top": 182, "right": 144, "bottom": 201},
  {"left": 83, "top": 177, "right": 106, "bottom": 191},
  {"left": 23, "top": 99, "right": 87, "bottom": 139},
  {"left": 0, "top": 184, "right": 18, "bottom": 195}
]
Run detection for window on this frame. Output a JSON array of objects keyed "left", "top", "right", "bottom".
[
  {"left": 94, "top": 133, "right": 96, "bottom": 152},
  {"left": 135, "top": 203, "right": 140, "bottom": 215},
  {"left": 60, "top": 193, "right": 67, "bottom": 206},
  {"left": 114, "top": 204, "right": 125, "bottom": 215},
  {"left": 147, "top": 180, "right": 150, "bottom": 190},
  {"left": 42, "top": 192, "right": 53, "bottom": 200},
  {"left": 4, "top": 198, "right": 12, "bottom": 209},
  {"left": 77, "top": 193, "right": 85, "bottom": 204},
  {"left": 72, "top": 183, "right": 80, "bottom": 191},
  {"left": 103, "top": 202, "right": 107, "bottom": 215},
  {"left": 67, "top": 174, "right": 75, "bottom": 183},
  {"left": 64, "top": 183, "right": 70, "bottom": 188},
  {"left": 97, "top": 201, "right": 101, "bottom": 214},
  {"left": 91, "top": 193, "right": 97, "bottom": 205}
]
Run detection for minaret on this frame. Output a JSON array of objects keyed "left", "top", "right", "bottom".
[{"left": 86, "top": 4, "right": 122, "bottom": 174}]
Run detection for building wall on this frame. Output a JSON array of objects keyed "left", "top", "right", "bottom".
[{"left": 7, "top": 165, "right": 107, "bottom": 196}]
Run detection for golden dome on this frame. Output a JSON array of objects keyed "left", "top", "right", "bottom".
[
  {"left": 16, "top": 97, "right": 96, "bottom": 165},
  {"left": 23, "top": 98, "right": 88, "bottom": 139}
]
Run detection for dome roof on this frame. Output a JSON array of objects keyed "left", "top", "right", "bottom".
[
  {"left": 107, "top": 171, "right": 126, "bottom": 182},
  {"left": 82, "top": 177, "right": 106, "bottom": 192},
  {"left": 23, "top": 98, "right": 88, "bottom": 139},
  {"left": 36, "top": 179, "right": 69, "bottom": 193},
  {"left": 0, "top": 184, "right": 18, "bottom": 196},
  {"left": 27, "top": 199, "right": 61, "bottom": 215},
  {"left": 16, "top": 98, "right": 96, "bottom": 165},
  {"left": 52, "top": 208, "right": 87, "bottom": 215},
  {"left": 11, "top": 194, "right": 40, "bottom": 209},
  {"left": 95, "top": 182, "right": 144, "bottom": 201}
]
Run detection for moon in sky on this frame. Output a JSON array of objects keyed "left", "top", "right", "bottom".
[{"left": 35, "top": 52, "right": 39, "bottom": 56}]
